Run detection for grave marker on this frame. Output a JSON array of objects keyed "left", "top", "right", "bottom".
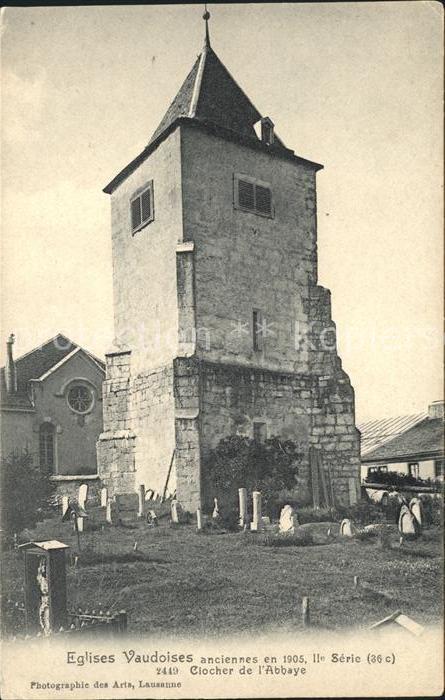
[
  {"left": 238, "top": 488, "right": 247, "bottom": 527},
  {"left": 100, "top": 488, "right": 108, "bottom": 508},
  {"left": 61, "top": 496, "right": 69, "bottom": 517},
  {"left": 340, "top": 518, "right": 356, "bottom": 537},
  {"left": 409, "top": 498, "right": 423, "bottom": 528},
  {"left": 138, "top": 484, "right": 146, "bottom": 518},
  {"left": 279, "top": 505, "right": 298, "bottom": 534},
  {"left": 250, "top": 491, "right": 262, "bottom": 531},
  {"left": 78, "top": 484, "right": 88, "bottom": 508}
]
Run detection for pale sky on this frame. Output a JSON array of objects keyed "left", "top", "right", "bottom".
[{"left": 1, "top": 2, "right": 443, "bottom": 422}]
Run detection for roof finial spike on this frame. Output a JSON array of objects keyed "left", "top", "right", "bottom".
[{"left": 203, "top": 4, "right": 211, "bottom": 48}]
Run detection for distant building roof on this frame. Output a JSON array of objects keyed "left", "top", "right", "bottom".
[
  {"left": 1, "top": 334, "right": 105, "bottom": 410},
  {"left": 359, "top": 412, "right": 428, "bottom": 456},
  {"left": 103, "top": 41, "right": 323, "bottom": 194},
  {"left": 362, "top": 417, "right": 444, "bottom": 463}
]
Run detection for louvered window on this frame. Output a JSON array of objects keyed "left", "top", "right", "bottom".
[
  {"left": 235, "top": 175, "right": 273, "bottom": 217},
  {"left": 130, "top": 181, "right": 154, "bottom": 233},
  {"left": 255, "top": 185, "right": 272, "bottom": 215},
  {"left": 238, "top": 180, "right": 255, "bottom": 210}
]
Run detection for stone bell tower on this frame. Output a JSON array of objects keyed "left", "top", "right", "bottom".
[{"left": 97, "top": 14, "right": 361, "bottom": 510}]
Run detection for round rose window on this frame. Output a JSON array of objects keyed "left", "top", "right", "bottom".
[{"left": 67, "top": 384, "right": 93, "bottom": 414}]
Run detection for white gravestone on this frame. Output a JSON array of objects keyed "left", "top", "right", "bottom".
[
  {"left": 279, "top": 505, "right": 299, "bottom": 534},
  {"left": 340, "top": 518, "right": 356, "bottom": 537},
  {"left": 100, "top": 488, "right": 108, "bottom": 508},
  {"left": 105, "top": 499, "right": 112, "bottom": 524},
  {"left": 250, "top": 491, "right": 262, "bottom": 532},
  {"left": 398, "top": 505, "right": 417, "bottom": 536},
  {"left": 409, "top": 498, "right": 423, "bottom": 528},
  {"left": 78, "top": 484, "right": 88, "bottom": 508},
  {"left": 171, "top": 499, "right": 184, "bottom": 524},
  {"left": 138, "top": 484, "right": 146, "bottom": 517},
  {"left": 61, "top": 496, "right": 69, "bottom": 516},
  {"left": 196, "top": 508, "right": 202, "bottom": 530},
  {"left": 238, "top": 488, "right": 247, "bottom": 527}
]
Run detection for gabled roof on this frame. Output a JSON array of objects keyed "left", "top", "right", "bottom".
[
  {"left": 359, "top": 412, "right": 428, "bottom": 456},
  {"left": 104, "top": 42, "right": 322, "bottom": 194},
  {"left": 1, "top": 334, "right": 105, "bottom": 410},
  {"left": 362, "top": 417, "right": 444, "bottom": 463}
]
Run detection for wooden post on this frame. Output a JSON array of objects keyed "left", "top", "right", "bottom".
[
  {"left": 302, "top": 596, "right": 310, "bottom": 628},
  {"left": 162, "top": 449, "right": 176, "bottom": 502},
  {"left": 238, "top": 488, "right": 247, "bottom": 527},
  {"left": 196, "top": 508, "right": 202, "bottom": 531},
  {"left": 77, "top": 517, "right": 84, "bottom": 533},
  {"left": 115, "top": 610, "right": 127, "bottom": 634},
  {"left": 72, "top": 514, "right": 81, "bottom": 550}
]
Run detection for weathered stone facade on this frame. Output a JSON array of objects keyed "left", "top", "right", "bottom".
[{"left": 98, "top": 40, "right": 360, "bottom": 509}]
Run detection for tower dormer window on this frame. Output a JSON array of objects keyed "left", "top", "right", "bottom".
[
  {"left": 260, "top": 117, "right": 274, "bottom": 145},
  {"left": 131, "top": 181, "right": 154, "bottom": 234},
  {"left": 234, "top": 174, "right": 273, "bottom": 218}
]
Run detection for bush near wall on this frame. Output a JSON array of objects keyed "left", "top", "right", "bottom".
[
  {"left": 203, "top": 436, "right": 302, "bottom": 519},
  {"left": 1, "top": 452, "right": 56, "bottom": 539}
]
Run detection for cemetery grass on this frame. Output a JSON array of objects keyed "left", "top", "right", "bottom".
[{"left": 2, "top": 516, "right": 443, "bottom": 638}]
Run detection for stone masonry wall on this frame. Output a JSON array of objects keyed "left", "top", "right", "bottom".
[
  {"left": 98, "top": 350, "right": 176, "bottom": 496},
  {"left": 131, "top": 363, "right": 175, "bottom": 494},
  {"left": 170, "top": 355, "right": 360, "bottom": 512},
  {"left": 97, "top": 350, "right": 136, "bottom": 496},
  {"left": 197, "top": 359, "right": 359, "bottom": 509},
  {"left": 181, "top": 125, "right": 319, "bottom": 374}
]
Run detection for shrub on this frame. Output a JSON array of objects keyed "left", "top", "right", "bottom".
[
  {"left": 203, "top": 435, "right": 302, "bottom": 518},
  {"left": 336, "top": 502, "right": 382, "bottom": 526},
  {"left": 292, "top": 507, "right": 337, "bottom": 524},
  {"left": 260, "top": 529, "right": 315, "bottom": 547},
  {"left": 1, "top": 451, "right": 56, "bottom": 538}
]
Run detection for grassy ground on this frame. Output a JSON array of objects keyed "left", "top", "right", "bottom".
[{"left": 2, "top": 515, "right": 442, "bottom": 638}]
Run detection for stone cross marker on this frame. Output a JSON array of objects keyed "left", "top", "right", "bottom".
[
  {"left": 279, "top": 505, "right": 299, "bottom": 534},
  {"left": 250, "top": 491, "right": 262, "bottom": 531}
]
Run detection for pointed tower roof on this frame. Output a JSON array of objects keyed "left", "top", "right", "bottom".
[
  {"left": 148, "top": 43, "right": 263, "bottom": 146},
  {"left": 104, "top": 32, "right": 322, "bottom": 194}
]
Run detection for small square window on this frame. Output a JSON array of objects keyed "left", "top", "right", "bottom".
[{"left": 130, "top": 181, "right": 154, "bottom": 234}]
